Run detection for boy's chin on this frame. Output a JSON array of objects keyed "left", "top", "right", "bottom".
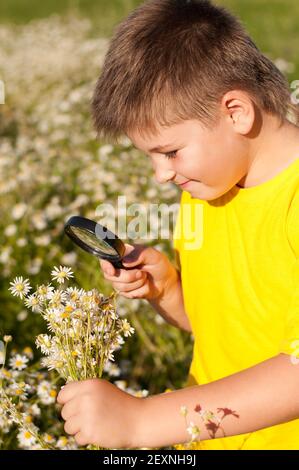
[{"left": 188, "top": 184, "right": 231, "bottom": 201}]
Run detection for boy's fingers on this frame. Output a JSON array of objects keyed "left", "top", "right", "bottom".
[
  {"left": 108, "top": 274, "right": 146, "bottom": 292},
  {"left": 99, "top": 259, "right": 114, "bottom": 276},
  {"left": 57, "top": 381, "right": 79, "bottom": 404},
  {"left": 122, "top": 243, "right": 144, "bottom": 266},
  {"left": 61, "top": 400, "right": 79, "bottom": 421}
]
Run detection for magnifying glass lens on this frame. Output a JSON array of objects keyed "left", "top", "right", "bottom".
[
  {"left": 71, "top": 226, "right": 118, "bottom": 256},
  {"left": 64, "top": 216, "right": 129, "bottom": 269}
]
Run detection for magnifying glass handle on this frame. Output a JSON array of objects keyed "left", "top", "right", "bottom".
[{"left": 112, "top": 259, "right": 135, "bottom": 270}]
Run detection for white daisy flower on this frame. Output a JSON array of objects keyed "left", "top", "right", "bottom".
[
  {"left": 37, "top": 380, "right": 57, "bottom": 404},
  {"left": 36, "top": 284, "right": 55, "bottom": 301},
  {"left": 12, "top": 203, "right": 27, "bottom": 220},
  {"left": 103, "top": 360, "right": 121, "bottom": 377},
  {"left": 8, "top": 277, "right": 32, "bottom": 299},
  {"left": 186, "top": 422, "right": 200, "bottom": 441},
  {"left": 51, "top": 265, "right": 74, "bottom": 284},
  {"left": 17, "top": 428, "right": 37, "bottom": 448},
  {"left": 35, "top": 334, "right": 52, "bottom": 354},
  {"left": 65, "top": 286, "right": 85, "bottom": 302},
  {"left": 27, "top": 403, "right": 41, "bottom": 417},
  {"left": 56, "top": 436, "right": 69, "bottom": 449},
  {"left": 42, "top": 433, "right": 55, "bottom": 444},
  {"left": 9, "top": 354, "right": 29, "bottom": 371},
  {"left": 9, "top": 381, "right": 31, "bottom": 399},
  {"left": 132, "top": 389, "right": 149, "bottom": 398},
  {"left": 47, "top": 290, "right": 68, "bottom": 306},
  {"left": 24, "top": 293, "right": 42, "bottom": 313},
  {"left": 22, "top": 346, "right": 34, "bottom": 359},
  {"left": 119, "top": 318, "right": 135, "bottom": 337}
]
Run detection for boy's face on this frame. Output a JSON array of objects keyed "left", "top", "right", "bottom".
[{"left": 127, "top": 117, "right": 249, "bottom": 201}]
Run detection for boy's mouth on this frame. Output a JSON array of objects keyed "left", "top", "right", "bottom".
[{"left": 178, "top": 179, "right": 192, "bottom": 188}]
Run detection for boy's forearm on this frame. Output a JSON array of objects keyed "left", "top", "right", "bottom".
[
  {"left": 148, "top": 268, "right": 192, "bottom": 333},
  {"left": 133, "top": 353, "right": 299, "bottom": 449}
]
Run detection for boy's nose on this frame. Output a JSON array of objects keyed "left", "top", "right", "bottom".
[{"left": 154, "top": 168, "right": 176, "bottom": 184}]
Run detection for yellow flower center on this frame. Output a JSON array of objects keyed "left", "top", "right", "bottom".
[
  {"left": 24, "top": 431, "right": 32, "bottom": 439},
  {"left": 2, "top": 369, "right": 12, "bottom": 378},
  {"left": 23, "top": 347, "right": 33, "bottom": 355},
  {"left": 55, "top": 361, "right": 64, "bottom": 368}
]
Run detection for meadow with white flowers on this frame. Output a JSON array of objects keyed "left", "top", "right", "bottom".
[
  {"left": 0, "top": 0, "right": 298, "bottom": 450},
  {"left": 0, "top": 13, "right": 194, "bottom": 450}
]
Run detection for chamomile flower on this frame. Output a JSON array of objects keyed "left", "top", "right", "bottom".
[
  {"left": 36, "top": 284, "right": 55, "bottom": 301},
  {"left": 22, "top": 347, "right": 34, "bottom": 359},
  {"left": 118, "top": 318, "right": 135, "bottom": 337},
  {"left": 103, "top": 360, "right": 121, "bottom": 377},
  {"left": 9, "top": 354, "right": 29, "bottom": 371},
  {"left": 51, "top": 265, "right": 74, "bottom": 284},
  {"left": 37, "top": 380, "right": 57, "bottom": 404},
  {"left": 35, "top": 334, "right": 52, "bottom": 354},
  {"left": 56, "top": 436, "right": 69, "bottom": 449},
  {"left": 42, "top": 433, "right": 55, "bottom": 444},
  {"left": 24, "top": 293, "right": 42, "bottom": 313},
  {"left": 65, "top": 286, "right": 85, "bottom": 302},
  {"left": 186, "top": 422, "right": 200, "bottom": 441},
  {"left": 8, "top": 277, "right": 32, "bottom": 299},
  {"left": 27, "top": 403, "right": 41, "bottom": 417},
  {"left": 9, "top": 382, "right": 31, "bottom": 400},
  {"left": 17, "top": 428, "right": 37, "bottom": 448}
]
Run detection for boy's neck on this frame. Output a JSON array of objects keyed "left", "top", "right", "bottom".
[{"left": 237, "top": 115, "right": 299, "bottom": 189}]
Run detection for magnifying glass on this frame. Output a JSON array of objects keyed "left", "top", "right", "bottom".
[{"left": 64, "top": 216, "right": 132, "bottom": 270}]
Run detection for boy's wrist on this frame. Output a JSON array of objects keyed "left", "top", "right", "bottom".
[
  {"left": 130, "top": 389, "right": 193, "bottom": 449},
  {"left": 155, "top": 264, "right": 180, "bottom": 303},
  {"left": 128, "top": 396, "right": 153, "bottom": 449}
]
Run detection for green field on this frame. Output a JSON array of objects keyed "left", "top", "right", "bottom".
[{"left": 0, "top": 0, "right": 298, "bottom": 80}]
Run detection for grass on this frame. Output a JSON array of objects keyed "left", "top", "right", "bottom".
[{"left": 0, "top": 0, "right": 298, "bottom": 79}]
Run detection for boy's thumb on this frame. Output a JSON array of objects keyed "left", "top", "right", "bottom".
[{"left": 122, "top": 243, "right": 140, "bottom": 266}]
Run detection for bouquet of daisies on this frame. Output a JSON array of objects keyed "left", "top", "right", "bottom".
[
  {"left": 8, "top": 266, "right": 134, "bottom": 382},
  {"left": 0, "top": 266, "right": 135, "bottom": 449}
]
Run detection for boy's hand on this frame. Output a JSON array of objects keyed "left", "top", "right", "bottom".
[
  {"left": 99, "top": 243, "right": 178, "bottom": 301},
  {"left": 57, "top": 378, "right": 143, "bottom": 449}
]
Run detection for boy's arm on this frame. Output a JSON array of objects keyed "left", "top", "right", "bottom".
[
  {"left": 148, "top": 267, "right": 192, "bottom": 333},
  {"left": 134, "top": 353, "right": 299, "bottom": 448}
]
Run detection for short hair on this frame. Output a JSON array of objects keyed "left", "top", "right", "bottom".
[{"left": 91, "top": 0, "right": 298, "bottom": 143}]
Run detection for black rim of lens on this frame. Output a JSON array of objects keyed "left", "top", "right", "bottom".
[{"left": 64, "top": 216, "right": 125, "bottom": 261}]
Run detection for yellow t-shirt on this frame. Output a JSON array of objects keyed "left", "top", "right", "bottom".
[{"left": 173, "top": 157, "right": 299, "bottom": 450}]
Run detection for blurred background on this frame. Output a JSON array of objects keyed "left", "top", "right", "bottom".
[{"left": 0, "top": 0, "right": 298, "bottom": 398}]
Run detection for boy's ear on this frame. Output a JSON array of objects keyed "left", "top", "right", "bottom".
[{"left": 221, "top": 90, "right": 255, "bottom": 135}]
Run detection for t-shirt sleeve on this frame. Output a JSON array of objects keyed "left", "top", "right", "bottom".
[{"left": 279, "top": 189, "right": 299, "bottom": 358}]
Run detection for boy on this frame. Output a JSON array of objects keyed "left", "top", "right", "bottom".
[{"left": 57, "top": 0, "right": 299, "bottom": 449}]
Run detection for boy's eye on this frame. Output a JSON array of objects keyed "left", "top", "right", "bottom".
[{"left": 164, "top": 150, "right": 177, "bottom": 159}]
